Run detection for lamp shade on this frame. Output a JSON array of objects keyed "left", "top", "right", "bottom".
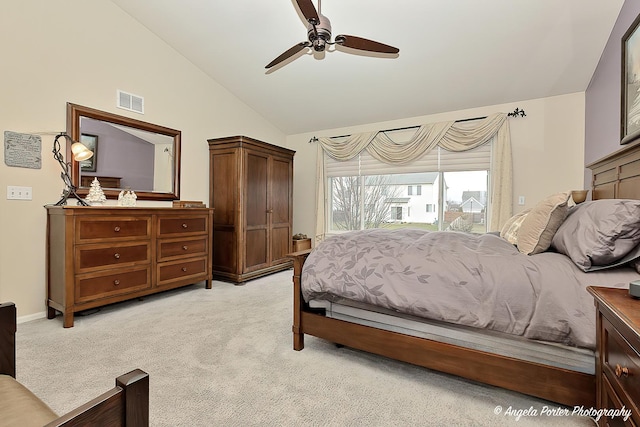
[{"left": 71, "top": 142, "right": 93, "bottom": 161}]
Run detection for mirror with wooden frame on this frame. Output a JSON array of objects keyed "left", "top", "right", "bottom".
[{"left": 67, "top": 103, "right": 181, "bottom": 201}]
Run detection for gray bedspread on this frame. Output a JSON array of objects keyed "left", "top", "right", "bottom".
[{"left": 301, "top": 229, "right": 639, "bottom": 349}]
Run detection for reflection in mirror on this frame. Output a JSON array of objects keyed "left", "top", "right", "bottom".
[{"left": 67, "top": 103, "right": 181, "bottom": 201}]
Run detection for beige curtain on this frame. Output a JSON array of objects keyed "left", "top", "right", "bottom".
[{"left": 314, "top": 113, "right": 512, "bottom": 242}]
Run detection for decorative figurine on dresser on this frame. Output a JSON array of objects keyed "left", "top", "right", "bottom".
[
  {"left": 46, "top": 206, "right": 213, "bottom": 327},
  {"left": 208, "top": 135, "right": 295, "bottom": 284}
]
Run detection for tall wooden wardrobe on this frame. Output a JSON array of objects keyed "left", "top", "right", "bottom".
[{"left": 208, "top": 136, "right": 295, "bottom": 283}]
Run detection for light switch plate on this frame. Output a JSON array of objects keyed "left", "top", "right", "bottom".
[{"left": 7, "top": 186, "right": 32, "bottom": 200}]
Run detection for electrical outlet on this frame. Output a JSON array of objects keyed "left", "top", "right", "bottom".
[{"left": 7, "top": 186, "right": 33, "bottom": 200}]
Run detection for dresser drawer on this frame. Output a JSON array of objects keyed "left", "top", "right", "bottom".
[
  {"left": 157, "top": 237, "right": 208, "bottom": 261},
  {"left": 603, "top": 316, "right": 640, "bottom": 420},
  {"left": 157, "top": 257, "right": 207, "bottom": 286},
  {"left": 76, "top": 217, "right": 151, "bottom": 242},
  {"left": 76, "top": 243, "right": 150, "bottom": 271},
  {"left": 602, "top": 375, "right": 636, "bottom": 427},
  {"left": 75, "top": 267, "right": 151, "bottom": 303},
  {"left": 158, "top": 216, "right": 208, "bottom": 236}
]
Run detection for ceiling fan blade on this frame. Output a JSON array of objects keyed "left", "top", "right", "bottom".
[
  {"left": 296, "top": 0, "right": 320, "bottom": 24},
  {"left": 335, "top": 35, "right": 399, "bottom": 54},
  {"left": 265, "top": 42, "right": 309, "bottom": 69}
]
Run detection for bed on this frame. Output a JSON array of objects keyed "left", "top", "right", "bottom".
[{"left": 289, "top": 139, "right": 640, "bottom": 407}]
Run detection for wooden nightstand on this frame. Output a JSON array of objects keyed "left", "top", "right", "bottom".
[{"left": 587, "top": 286, "right": 640, "bottom": 426}]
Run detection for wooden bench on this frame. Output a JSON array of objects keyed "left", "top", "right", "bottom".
[{"left": 0, "top": 302, "right": 149, "bottom": 426}]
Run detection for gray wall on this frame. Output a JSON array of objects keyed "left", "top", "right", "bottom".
[
  {"left": 585, "top": 1, "right": 640, "bottom": 186},
  {"left": 82, "top": 119, "right": 155, "bottom": 190}
]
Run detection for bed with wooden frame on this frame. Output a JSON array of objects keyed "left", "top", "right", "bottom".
[{"left": 289, "top": 139, "right": 640, "bottom": 408}]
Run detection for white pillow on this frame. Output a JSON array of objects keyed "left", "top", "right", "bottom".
[{"left": 500, "top": 209, "right": 530, "bottom": 245}]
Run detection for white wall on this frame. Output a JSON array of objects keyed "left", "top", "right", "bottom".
[
  {"left": 0, "top": 1, "right": 285, "bottom": 319},
  {"left": 287, "top": 92, "right": 586, "bottom": 242}
]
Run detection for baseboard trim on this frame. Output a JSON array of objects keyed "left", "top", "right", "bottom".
[{"left": 18, "top": 311, "right": 46, "bottom": 324}]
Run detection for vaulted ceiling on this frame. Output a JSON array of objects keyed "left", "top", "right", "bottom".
[{"left": 109, "top": 0, "right": 624, "bottom": 135}]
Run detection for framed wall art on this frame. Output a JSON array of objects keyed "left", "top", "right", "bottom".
[
  {"left": 621, "top": 14, "right": 640, "bottom": 145},
  {"left": 80, "top": 133, "right": 98, "bottom": 172}
]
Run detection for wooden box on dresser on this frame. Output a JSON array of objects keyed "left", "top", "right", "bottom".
[
  {"left": 208, "top": 136, "right": 295, "bottom": 284},
  {"left": 46, "top": 206, "right": 213, "bottom": 327},
  {"left": 587, "top": 286, "right": 640, "bottom": 427}
]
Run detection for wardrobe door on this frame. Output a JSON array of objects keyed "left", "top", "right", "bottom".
[
  {"left": 244, "top": 150, "right": 269, "bottom": 272},
  {"left": 270, "top": 155, "right": 293, "bottom": 266}
]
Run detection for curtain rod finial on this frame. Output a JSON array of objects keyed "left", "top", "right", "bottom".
[
  {"left": 507, "top": 108, "right": 526, "bottom": 118},
  {"left": 309, "top": 136, "right": 318, "bottom": 143}
]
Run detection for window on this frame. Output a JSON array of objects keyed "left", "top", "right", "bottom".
[{"left": 325, "top": 137, "right": 492, "bottom": 234}]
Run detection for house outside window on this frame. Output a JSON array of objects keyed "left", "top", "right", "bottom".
[{"left": 325, "top": 139, "right": 492, "bottom": 234}]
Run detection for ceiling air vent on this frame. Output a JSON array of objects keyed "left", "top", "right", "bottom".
[{"left": 117, "top": 90, "right": 144, "bottom": 114}]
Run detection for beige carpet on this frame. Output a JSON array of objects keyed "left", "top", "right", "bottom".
[{"left": 15, "top": 270, "right": 597, "bottom": 426}]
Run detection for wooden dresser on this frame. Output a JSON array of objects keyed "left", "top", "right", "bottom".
[
  {"left": 587, "top": 286, "right": 640, "bottom": 426},
  {"left": 46, "top": 206, "right": 213, "bottom": 327},
  {"left": 208, "top": 136, "right": 295, "bottom": 284}
]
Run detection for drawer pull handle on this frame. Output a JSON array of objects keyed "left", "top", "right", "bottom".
[
  {"left": 615, "top": 364, "right": 629, "bottom": 378},
  {"left": 182, "top": 245, "right": 188, "bottom": 250},
  {"left": 114, "top": 226, "right": 121, "bottom": 232},
  {"left": 113, "top": 280, "right": 120, "bottom": 286},
  {"left": 114, "top": 253, "right": 120, "bottom": 259},
  {"left": 182, "top": 223, "right": 188, "bottom": 228},
  {"left": 182, "top": 267, "right": 187, "bottom": 272}
]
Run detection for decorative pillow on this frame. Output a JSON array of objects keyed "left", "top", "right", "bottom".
[
  {"left": 551, "top": 199, "right": 640, "bottom": 271},
  {"left": 516, "top": 191, "right": 571, "bottom": 255},
  {"left": 500, "top": 209, "right": 530, "bottom": 245}
]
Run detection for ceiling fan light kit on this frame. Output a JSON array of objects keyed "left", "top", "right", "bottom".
[{"left": 266, "top": 0, "right": 399, "bottom": 70}]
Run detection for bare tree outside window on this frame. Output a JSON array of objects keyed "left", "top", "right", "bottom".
[{"left": 331, "top": 175, "right": 401, "bottom": 230}]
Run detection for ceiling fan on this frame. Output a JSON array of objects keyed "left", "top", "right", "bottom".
[{"left": 265, "top": 0, "right": 399, "bottom": 69}]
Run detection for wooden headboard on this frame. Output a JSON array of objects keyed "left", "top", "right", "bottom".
[{"left": 588, "top": 139, "right": 640, "bottom": 200}]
